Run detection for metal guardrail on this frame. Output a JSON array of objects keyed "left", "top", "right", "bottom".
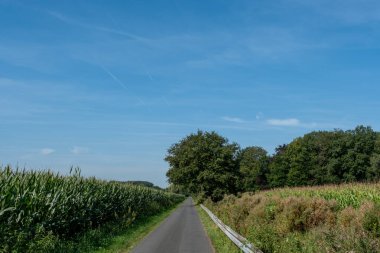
[{"left": 200, "top": 204, "right": 263, "bottom": 253}]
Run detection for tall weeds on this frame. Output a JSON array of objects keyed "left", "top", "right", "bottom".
[{"left": 205, "top": 183, "right": 380, "bottom": 252}]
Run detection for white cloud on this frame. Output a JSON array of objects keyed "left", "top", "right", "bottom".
[
  {"left": 267, "top": 118, "right": 300, "bottom": 126},
  {"left": 222, "top": 116, "right": 245, "bottom": 123},
  {"left": 40, "top": 148, "right": 55, "bottom": 155},
  {"left": 71, "top": 146, "right": 89, "bottom": 155}
]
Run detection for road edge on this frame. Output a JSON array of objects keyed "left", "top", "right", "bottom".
[{"left": 196, "top": 205, "right": 241, "bottom": 253}]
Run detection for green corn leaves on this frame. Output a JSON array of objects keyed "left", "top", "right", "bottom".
[
  {"left": 265, "top": 182, "right": 380, "bottom": 209},
  {"left": 0, "top": 166, "right": 185, "bottom": 252}
]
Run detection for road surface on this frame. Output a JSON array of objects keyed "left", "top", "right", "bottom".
[{"left": 131, "top": 197, "right": 214, "bottom": 253}]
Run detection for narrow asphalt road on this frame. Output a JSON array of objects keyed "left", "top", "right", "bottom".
[{"left": 131, "top": 197, "right": 214, "bottom": 253}]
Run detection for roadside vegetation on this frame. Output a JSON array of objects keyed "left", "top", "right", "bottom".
[
  {"left": 0, "top": 166, "right": 184, "bottom": 252},
  {"left": 166, "top": 126, "right": 380, "bottom": 252},
  {"left": 91, "top": 202, "right": 181, "bottom": 253},
  {"left": 196, "top": 205, "right": 241, "bottom": 253},
  {"left": 204, "top": 183, "right": 380, "bottom": 252}
]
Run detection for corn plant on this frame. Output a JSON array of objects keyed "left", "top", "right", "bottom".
[
  {"left": 266, "top": 182, "right": 380, "bottom": 209},
  {"left": 0, "top": 166, "right": 184, "bottom": 252}
]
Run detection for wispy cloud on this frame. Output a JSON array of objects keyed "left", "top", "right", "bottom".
[
  {"left": 184, "top": 27, "right": 329, "bottom": 69},
  {"left": 222, "top": 116, "right": 246, "bottom": 123},
  {"left": 40, "top": 148, "right": 55, "bottom": 155},
  {"left": 245, "top": 27, "right": 329, "bottom": 61},
  {"left": 267, "top": 118, "right": 301, "bottom": 127},
  {"left": 99, "top": 65, "right": 145, "bottom": 105},
  {"left": 290, "top": 0, "right": 380, "bottom": 24},
  {"left": 46, "top": 10, "right": 149, "bottom": 43},
  {"left": 0, "top": 77, "right": 20, "bottom": 87},
  {"left": 0, "top": 43, "right": 57, "bottom": 72},
  {"left": 99, "top": 65, "right": 128, "bottom": 90},
  {"left": 71, "top": 146, "right": 89, "bottom": 155}
]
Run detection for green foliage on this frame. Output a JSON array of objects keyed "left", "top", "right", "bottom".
[
  {"left": 267, "top": 144, "right": 289, "bottom": 188},
  {"left": 363, "top": 204, "right": 380, "bottom": 237},
  {"left": 166, "top": 126, "right": 380, "bottom": 199},
  {"left": 369, "top": 134, "right": 380, "bottom": 180},
  {"left": 369, "top": 154, "right": 380, "bottom": 180},
  {"left": 165, "top": 130, "right": 240, "bottom": 201},
  {"left": 90, "top": 202, "right": 180, "bottom": 253},
  {"left": 112, "top": 180, "right": 162, "bottom": 190},
  {"left": 0, "top": 166, "right": 185, "bottom": 252},
  {"left": 204, "top": 183, "right": 380, "bottom": 253},
  {"left": 286, "top": 138, "right": 311, "bottom": 186},
  {"left": 268, "top": 125, "right": 379, "bottom": 188},
  {"left": 166, "top": 183, "right": 190, "bottom": 195},
  {"left": 196, "top": 206, "right": 241, "bottom": 253},
  {"left": 237, "top": 146, "right": 269, "bottom": 191}
]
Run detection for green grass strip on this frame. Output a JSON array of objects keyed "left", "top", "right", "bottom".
[
  {"left": 196, "top": 205, "right": 241, "bottom": 253},
  {"left": 91, "top": 202, "right": 183, "bottom": 253}
]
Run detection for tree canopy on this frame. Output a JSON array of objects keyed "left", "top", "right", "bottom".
[
  {"left": 165, "top": 130, "right": 239, "bottom": 201},
  {"left": 111, "top": 180, "right": 162, "bottom": 190},
  {"left": 268, "top": 126, "right": 379, "bottom": 187},
  {"left": 165, "top": 126, "right": 380, "bottom": 200},
  {"left": 237, "top": 146, "right": 269, "bottom": 191}
]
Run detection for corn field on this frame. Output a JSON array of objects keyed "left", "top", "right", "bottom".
[
  {"left": 0, "top": 166, "right": 185, "bottom": 252},
  {"left": 263, "top": 182, "right": 380, "bottom": 209}
]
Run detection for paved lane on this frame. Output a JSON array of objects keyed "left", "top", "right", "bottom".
[{"left": 131, "top": 197, "right": 213, "bottom": 253}]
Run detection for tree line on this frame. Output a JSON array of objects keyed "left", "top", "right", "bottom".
[
  {"left": 112, "top": 180, "right": 162, "bottom": 190},
  {"left": 165, "top": 126, "right": 380, "bottom": 201}
]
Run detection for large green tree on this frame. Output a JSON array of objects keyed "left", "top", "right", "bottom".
[
  {"left": 268, "top": 144, "right": 289, "bottom": 188},
  {"left": 341, "top": 126, "right": 377, "bottom": 181},
  {"left": 267, "top": 126, "right": 378, "bottom": 187},
  {"left": 368, "top": 133, "right": 380, "bottom": 180},
  {"left": 237, "top": 146, "right": 269, "bottom": 191},
  {"left": 165, "top": 130, "right": 240, "bottom": 201},
  {"left": 286, "top": 137, "right": 311, "bottom": 186}
]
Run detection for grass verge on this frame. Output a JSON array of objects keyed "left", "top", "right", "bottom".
[
  {"left": 38, "top": 201, "right": 183, "bottom": 253},
  {"left": 91, "top": 201, "right": 183, "bottom": 253},
  {"left": 196, "top": 205, "right": 241, "bottom": 253}
]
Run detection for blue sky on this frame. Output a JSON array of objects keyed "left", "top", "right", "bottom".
[{"left": 1, "top": 0, "right": 380, "bottom": 187}]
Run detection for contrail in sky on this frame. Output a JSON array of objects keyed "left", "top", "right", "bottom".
[
  {"left": 100, "top": 65, "right": 128, "bottom": 90},
  {"left": 46, "top": 10, "right": 150, "bottom": 44},
  {"left": 100, "top": 64, "right": 145, "bottom": 105}
]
